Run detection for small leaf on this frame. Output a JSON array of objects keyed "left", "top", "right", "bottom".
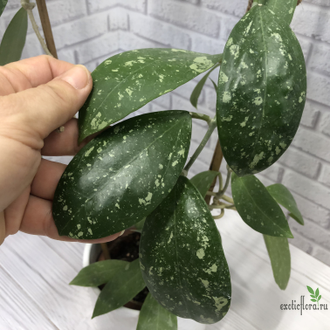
[
  {"left": 190, "top": 170, "right": 219, "bottom": 198},
  {"left": 263, "top": 235, "right": 291, "bottom": 290},
  {"left": 310, "top": 295, "right": 315, "bottom": 299},
  {"left": 217, "top": 5, "right": 306, "bottom": 176},
  {"left": 318, "top": 295, "right": 322, "bottom": 301},
  {"left": 190, "top": 64, "right": 219, "bottom": 108},
  {"left": 79, "top": 49, "right": 221, "bottom": 142},
  {"left": 92, "top": 259, "right": 146, "bottom": 318},
  {"left": 140, "top": 176, "right": 231, "bottom": 324},
  {"left": 137, "top": 293, "right": 177, "bottom": 330},
  {"left": 231, "top": 173, "right": 293, "bottom": 237},
  {"left": 307, "top": 286, "right": 314, "bottom": 294},
  {"left": 0, "top": 0, "right": 8, "bottom": 16},
  {"left": 310, "top": 299, "right": 317, "bottom": 302},
  {"left": 53, "top": 111, "right": 191, "bottom": 239},
  {"left": 266, "top": 184, "right": 304, "bottom": 225},
  {"left": 315, "top": 288, "right": 319, "bottom": 297},
  {"left": 70, "top": 260, "right": 129, "bottom": 287},
  {"left": 0, "top": 7, "right": 27, "bottom": 65}
]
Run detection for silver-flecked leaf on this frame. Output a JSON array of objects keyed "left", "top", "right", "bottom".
[
  {"left": 140, "top": 176, "right": 231, "bottom": 324},
  {"left": 79, "top": 48, "right": 221, "bottom": 142},
  {"left": 53, "top": 111, "right": 191, "bottom": 239},
  {"left": 217, "top": 5, "right": 306, "bottom": 176}
]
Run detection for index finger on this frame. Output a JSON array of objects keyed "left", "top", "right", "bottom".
[{"left": 0, "top": 55, "right": 76, "bottom": 95}]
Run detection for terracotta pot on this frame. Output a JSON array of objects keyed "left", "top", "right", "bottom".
[{"left": 83, "top": 243, "right": 206, "bottom": 330}]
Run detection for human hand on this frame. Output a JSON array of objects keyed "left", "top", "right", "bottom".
[{"left": 0, "top": 55, "right": 123, "bottom": 245}]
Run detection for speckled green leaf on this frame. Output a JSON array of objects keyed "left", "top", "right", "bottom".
[
  {"left": 78, "top": 49, "right": 221, "bottom": 142},
  {"left": 217, "top": 5, "right": 306, "bottom": 176},
  {"left": 0, "top": 0, "right": 8, "bottom": 16},
  {"left": 231, "top": 173, "right": 293, "bottom": 238},
  {"left": 70, "top": 260, "right": 128, "bottom": 287},
  {"left": 140, "top": 176, "right": 231, "bottom": 324},
  {"left": 253, "top": 0, "right": 297, "bottom": 25},
  {"left": 267, "top": 183, "right": 304, "bottom": 225},
  {"left": 0, "top": 8, "right": 27, "bottom": 65},
  {"left": 137, "top": 293, "right": 177, "bottom": 330},
  {"left": 190, "top": 170, "right": 219, "bottom": 198},
  {"left": 92, "top": 259, "right": 146, "bottom": 318},
  {"left": 263, "top": 235, "right": 291, "bottom": 290},
  {"left": 53, "top": 111, "right": 191, "bottom": 239},
  {"left": 190, "top": 64, "right": 220, "bottom": 108}
]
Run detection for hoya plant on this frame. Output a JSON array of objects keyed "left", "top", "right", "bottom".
[{"left": 0, "top": 0, "right": 306, "bottom": 328}]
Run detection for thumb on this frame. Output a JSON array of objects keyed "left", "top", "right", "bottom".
[{"left": 6, "top": 64, "right": 92, "bottom": 140}]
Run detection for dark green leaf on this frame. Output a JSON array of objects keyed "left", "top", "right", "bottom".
[
  {"left": 78, "top": 49, "right": 221, "bottom": 142},
  {"left": 217, "top": 5, "right": 306, "bottom": 176},
  {"left": 307, "top": 286, "right": 314, "bottom": 294},
  {"left": 190, "top": 64, "right": 219, "bottom": 108},
  {"left": 267, "top": 184, "right": 304, "bottom": 225},
  {"left": 231, "top": 173, "right": 293, "bottom": 238},
  {"left": 137, "top": 293, "right": 177, "bottom": 330},
  {"left": 315, "top": 288, "right": 319, "bottom": 297},
  {"left": 311, "top": 299, "right": 317, "bottom": 302},
  {"left": 263, "top": 235, "right": 291, "bottom": 290},
  {"left": 140, "top": 176, "right": 231, "bottom": 324},
  {"left": 190, "top": 170, "right": 219, "bottom": 198},
  {"left": 92, "top": 259, "right": 146, "bottom": 318},
  {"left": 70, "top": 259, "right": 129, "bottom": 287},
  {"left": 53, "top": 111, "right": 192, "bottom": 239},
  {"left": 0, "top": 0, "right": 8, "bottom": 16},
  {"left": 0, "top": 7, "right": 27, "bottom": 65},
  {"left": 318, "top": 295, "right": 322, "bottom": 301}
]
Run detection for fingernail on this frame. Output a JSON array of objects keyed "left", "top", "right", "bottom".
[
  {"left": 60, "top": 65, "right": 90, "bottom": 90},
  {"left": 119, "top": 230, "right": 125, "bottom": 237}
]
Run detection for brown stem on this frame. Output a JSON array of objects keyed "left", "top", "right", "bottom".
[
  {"left": 35, "top": 0, "right": 58, "bottom": 58},
  {"left": 101, "top": 243, "right": 110, "bottom": 260},
  {"left": 205, "top": 140, "right": 223, "bottom": 205}
]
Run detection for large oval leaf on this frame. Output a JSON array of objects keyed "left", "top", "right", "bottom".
[
  {"left": 53, "top": 111, "right": 191, "bottom": 239},
  {"left": 266, "top": 183, "right": 304, "bottom": 225},
  {"left": 0, "top": 7, "right": 27, "bottom": 65},
  {"left": 263, "top": 235, "right": 291, "bottom": 290},
  {"left": 92, "top": 259, "right": 146, "bottom": 318},
  {"left": 78, "top": 49, "right": 221, "bottom": 142},
  {"left": 137, "top": 293, "right": 177, "bottom": 330},
  {"left": 217, "top": 5, "right": 306, "bottom": 176},
  {"left": 231, "top": 172, "right": 293, "bottom": 238},
  {"left": 0, "top": 0, "right": 8, "bottom": 17},
  {"left": 139, "top": 176, "right": 231, "bottom": 324}
]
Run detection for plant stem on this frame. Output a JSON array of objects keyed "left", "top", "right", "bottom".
[
  {"left": 216, "top": 165, "right": 232, "bottom": 198},
  {"left": 183, "top": 117, "right": 217, "bottom": 173},
  {"left": 35, "top": 0, "right": 58, "bottom": 58},
  {"left": 189, "top": 112, "right": 212, "bottom": 125},
  {"left": 21, "top": 0, "right": 53, "bottom": 56},
  {"left": 222, "top": 195, "right": 234, "bottom": 204}
]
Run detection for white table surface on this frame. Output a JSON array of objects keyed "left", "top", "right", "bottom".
[{"left": 0, "top": 210, "right": 329, "bottom": 330}]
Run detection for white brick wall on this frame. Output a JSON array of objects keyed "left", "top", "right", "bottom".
[{"left": 2, "top": 0, "right": 330, "bottom": 266}]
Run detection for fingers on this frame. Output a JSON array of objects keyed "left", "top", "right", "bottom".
[
  {"left": 31, "top": 159, "right": 66, "bottom": 201},
  {"left": 20, "top": 195, "right": 123, "bottom": 243},
  {"left": 0, "top": 55, "right": 76, "bottom": 95}
]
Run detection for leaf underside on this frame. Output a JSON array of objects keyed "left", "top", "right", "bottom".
[
  {"left": 231, "top": 173, "right": 293, "bottom": 238},
  {"left": 53, "top": 111, "right": 191, "bottom": 239},
  {"left": 263, "top": 235, "right": 291, "bottom": 290},
  {"left": 78, "top": 48, "right": 221, "bottom": 142},
  {"left": 217, "top": 5, "right": 306, "bottom": 176},
  {"left": 140, "top": 176, "right": 231, "bottom": 324}
]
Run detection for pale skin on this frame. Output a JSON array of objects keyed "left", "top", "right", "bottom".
[{"left": 0, "top": 55, "right": 123, "bottom": 245}]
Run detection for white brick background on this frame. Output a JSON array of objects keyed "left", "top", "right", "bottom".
[{"left": 1, "top": 0, "right": 330, "bottom": 265}]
